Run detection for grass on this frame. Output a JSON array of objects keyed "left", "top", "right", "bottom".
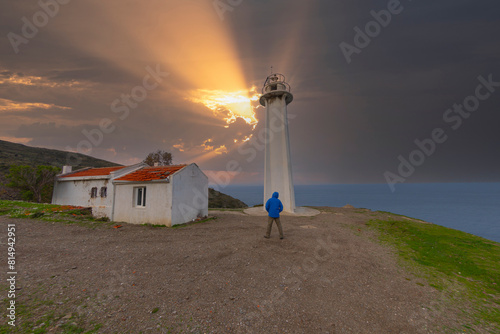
[
  {"left": 0, "top": 287, "right": 103, "bottom": 334},
  {"left": 0, "top": 200, "right": 114, "bottom": 228},
  {"left": 141, "top": 223, "right": 168, "bottom": 228},
  {"left": 375, "top": 210, "right": 427, "bottom": 222},
  {"left": 367, "top": 218, "right": 500, "bottom": 331}
]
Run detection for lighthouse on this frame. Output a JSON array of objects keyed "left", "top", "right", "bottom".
[{"left": 259, "top": 73, "right": 296, "bottom": 213}]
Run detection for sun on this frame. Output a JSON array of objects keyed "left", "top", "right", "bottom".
[{"left": 186, "top": 86, "right": 260, "bottom": 129}]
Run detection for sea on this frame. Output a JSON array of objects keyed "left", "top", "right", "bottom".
[{"left": 216, "top": 183, "right": 500, "bottom": 243}]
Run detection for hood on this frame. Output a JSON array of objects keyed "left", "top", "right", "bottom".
[{"left": 272, "top": 192, "right": 279, "bottom": 198}]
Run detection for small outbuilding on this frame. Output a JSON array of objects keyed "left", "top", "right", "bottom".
[{"left": 52, "top": 163, "right": 208, "bottom": 226}]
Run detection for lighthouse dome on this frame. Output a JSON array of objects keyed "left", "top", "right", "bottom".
[{"left": 260, "top": 73, "right": 293, "bottom": 106}]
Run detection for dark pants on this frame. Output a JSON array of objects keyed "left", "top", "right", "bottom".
[{"left": 266, "top": 216, "right": 283, "bottom": 238}]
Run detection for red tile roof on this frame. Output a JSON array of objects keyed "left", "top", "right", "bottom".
[
  {"left": 114, "top": 165, "right": 186, "bottom": 182},
  {"left": 60, "top": 166, "right": 125, "bottom": 178}
]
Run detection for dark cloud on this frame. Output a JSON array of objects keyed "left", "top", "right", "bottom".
[{"left": 0, "top": 0, "right": 499, "bottom": 184}]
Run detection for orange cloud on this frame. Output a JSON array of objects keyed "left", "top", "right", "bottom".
[{"left": 0, "top": 98, "right": 71, "bottom": 112}]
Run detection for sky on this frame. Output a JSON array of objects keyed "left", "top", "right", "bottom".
[{"left": 1, "top": 0, "right": 499, "bottom": 186}]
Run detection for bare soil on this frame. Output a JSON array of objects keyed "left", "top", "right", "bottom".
[{"left": 1, "top": 208, "right": 472, "bottom": 333}]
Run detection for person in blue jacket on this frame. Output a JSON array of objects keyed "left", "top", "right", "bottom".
[{"left": 264, "top": 192, "right": 284, "bottom": 239}]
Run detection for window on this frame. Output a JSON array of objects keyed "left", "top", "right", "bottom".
[
  {"left": 100, "top": 187, "right": 107, "bottom": 198},
  {"left": 135, "top": 187, "right": 146, "bottom": 207},
  {"left": 270, "top": 84, "right": 277, "bottom": 91},
  {"left": 90, "top": 187, "right": 98, "bottom": 198}
]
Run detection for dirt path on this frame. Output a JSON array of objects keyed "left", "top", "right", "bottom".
[{"left": 0, "top": 208, "right": 465, "bottom": 333}]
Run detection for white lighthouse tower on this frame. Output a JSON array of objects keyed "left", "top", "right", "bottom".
[{"left": 260, "top": 73, "right": 296, "bottom": 213}]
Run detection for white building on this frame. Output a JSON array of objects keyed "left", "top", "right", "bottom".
[{"left": 52, "top": 163, "right": 208, "bottom": 226}]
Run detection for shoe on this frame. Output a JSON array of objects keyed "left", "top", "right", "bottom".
[
  {"left": 280, "top": 236, "right": 284, "bottom": 239},
  {"left": 264, "top": 235, "right": 270, "bottom": 239}
]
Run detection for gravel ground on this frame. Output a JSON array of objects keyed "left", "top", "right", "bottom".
[{"left": 1, "top": 208, "right": 469, "bottom": 333}]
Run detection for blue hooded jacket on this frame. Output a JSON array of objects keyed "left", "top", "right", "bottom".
[{"left": 265, "top": 192, "right": 283, "bottom": 218}]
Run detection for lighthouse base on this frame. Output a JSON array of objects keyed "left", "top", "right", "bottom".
[{"left": 243, "top": 206, "right": 320, "bottom": 217}]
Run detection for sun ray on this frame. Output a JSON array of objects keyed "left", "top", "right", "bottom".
[{"left": 43, "top": 1, "right": 264, "bottom": 155}]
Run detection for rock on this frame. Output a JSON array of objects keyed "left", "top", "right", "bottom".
[{"left": 343, "top": 204, "right": 355, "bottom": 209}]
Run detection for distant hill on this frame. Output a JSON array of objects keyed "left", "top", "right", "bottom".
[
  {"left": 0, "top": 140, "right": 120, "bottom": 172},
  {"left": 0, "top": 139, "right": 120, "bottom": 200},
  {"left": 208, "top": 188, "right": 248, "bottom": 208}
]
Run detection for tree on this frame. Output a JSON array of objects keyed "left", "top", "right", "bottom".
[
  {"left": 143, "top": 150, "right": 173, "bottom": 166},
  {"left": 7, "top": 165, "right": 60, "bottom": 203}
]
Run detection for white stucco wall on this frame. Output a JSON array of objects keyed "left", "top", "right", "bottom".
[
  {"left": 263, "top": 94, "right": 296, "bottom": 213},
  {"left": 171, "top": 164, "right": 208, "bottom": 226},
  {"left": 51, "top": 178, "right": 113, "bottom": 217},
  {"left": 112, "top": 182, "right": 173, "bottom": 226}
]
